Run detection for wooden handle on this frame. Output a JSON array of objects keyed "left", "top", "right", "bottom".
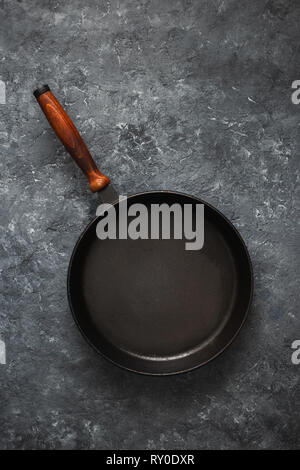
[{"left": 34, "top": 85, "right": 110, "bottom": 192}]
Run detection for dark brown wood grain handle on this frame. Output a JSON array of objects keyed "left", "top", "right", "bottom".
[{"left": 33, "top": 85, "right": 110, "bottom": 192}]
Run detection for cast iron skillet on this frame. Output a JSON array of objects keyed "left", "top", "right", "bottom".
[{"left": 34, "top": 85, "right": 253, "bottom": 375}]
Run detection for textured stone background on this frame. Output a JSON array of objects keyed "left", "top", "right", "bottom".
[{"left": 0, "top": 0, "right": 299, "bottom": 449}]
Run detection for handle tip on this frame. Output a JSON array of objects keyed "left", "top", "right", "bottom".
[
  {"left": 89, "top": 172, "right": 110, "bottom": 193},
  {"left": 33, "top": 84, "right": 50, "bottom": 99}
]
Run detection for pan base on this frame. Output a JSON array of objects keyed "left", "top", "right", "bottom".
[{"left": 68, "top": 192, "right": 252, "bottom": 374}]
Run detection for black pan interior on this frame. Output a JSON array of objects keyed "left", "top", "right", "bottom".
[{"left": 68, "top": 191, "right": 253, "bottom": 375}]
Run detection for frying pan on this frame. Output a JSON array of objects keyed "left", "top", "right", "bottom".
[{"left": 34, "top": 84, "right": 253, "bottom": 375}]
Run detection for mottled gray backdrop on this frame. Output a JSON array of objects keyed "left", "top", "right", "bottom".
[{"left": 0, "top": 0, "right": 299, "bottom": 450}]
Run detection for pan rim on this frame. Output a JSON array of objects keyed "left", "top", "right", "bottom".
[{"left": 67, "top": 189, "right": 254, "bottom": 376}]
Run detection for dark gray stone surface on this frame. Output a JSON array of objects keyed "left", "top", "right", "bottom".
[{"left": 0, "top": 0, "right": 299, "bottom": 450}]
